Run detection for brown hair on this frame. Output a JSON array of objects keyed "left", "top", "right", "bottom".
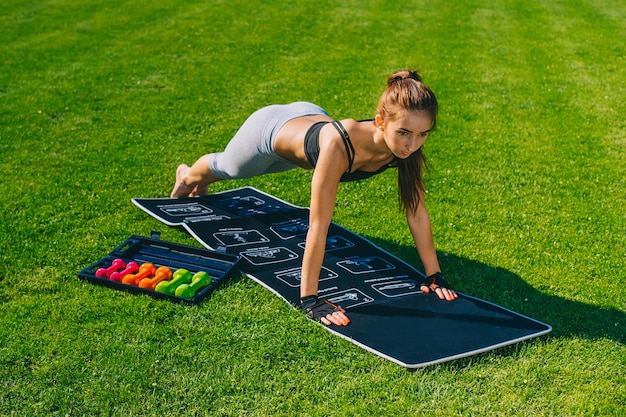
[{"left": 377, "top": 69, "right": 438, "bottom": 213}]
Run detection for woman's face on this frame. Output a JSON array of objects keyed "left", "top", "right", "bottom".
[{"left": 378, "top": 110, "right": 433, "bottom": 159}]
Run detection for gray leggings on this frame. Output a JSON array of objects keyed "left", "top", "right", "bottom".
[{"left": 209, "top": 102, "right": 329, "bottom": 179}]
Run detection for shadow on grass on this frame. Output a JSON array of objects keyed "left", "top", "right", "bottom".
[{"left": 369, "top": 236, "right": 625, "bottom": 346}]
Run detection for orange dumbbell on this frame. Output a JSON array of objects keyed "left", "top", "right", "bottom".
[
  {"left": 122, "top": 263, "right": 155, "bottom": 286},
  {"left": 138, "top": 266, "right": 172, "bottom": 290}
]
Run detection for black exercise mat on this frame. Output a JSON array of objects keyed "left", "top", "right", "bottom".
[{"left": 133, "top": 187, "right": 551, "bottom": 368}]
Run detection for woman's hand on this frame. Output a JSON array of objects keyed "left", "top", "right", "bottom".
[
  {"left": 420, "top": 272, "right": 458, "bottom": 301},
  {"left": 301, "top": 296, "right": 351, "bottom": 326}
]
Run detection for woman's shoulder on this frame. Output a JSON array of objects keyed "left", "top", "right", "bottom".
[
  {"left": 338, "top": 118, "right": 373, "bottom": 129},
  {"left": 338, "top": 119, "right": 375, "bottom": 138}
]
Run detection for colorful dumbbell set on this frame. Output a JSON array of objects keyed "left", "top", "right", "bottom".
[{"left": 95, "top": 258, "right": 212, "bottom": 298}]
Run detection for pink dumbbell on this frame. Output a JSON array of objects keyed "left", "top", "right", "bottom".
[
  {"left": 95, "top": 258, "right": 125, "bottom": 278},
  {"left": 109, "top": 261, "right": 139, "bottom": 282}
]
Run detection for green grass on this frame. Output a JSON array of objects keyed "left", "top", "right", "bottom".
[{"left": 1, "top": 0, "right": 625, "bottom": 415}]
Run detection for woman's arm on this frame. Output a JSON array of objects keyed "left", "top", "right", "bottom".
[
  {"left": 406, "top": 198, "right": 458, "bottom": 301},
  {"left": 300, "top": 135, "right": 351, "bottom": 326}
]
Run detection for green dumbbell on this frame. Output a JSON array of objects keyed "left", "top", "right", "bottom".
[
  {"left": 175, "top": 271, "right": 212, "bottom": 298},
  {"left": 155, "top": 268, "right": 192, "bottom": 294}
]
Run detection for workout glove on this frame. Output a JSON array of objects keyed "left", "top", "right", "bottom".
[
  {"left": 300, "top": 295, "right": 343, "bottom": 322},
  {"left": 421, "top": 271, "right": 453, "bottom": 292}
]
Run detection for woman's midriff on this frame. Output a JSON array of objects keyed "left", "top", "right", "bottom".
[{"left": 273, "top": 115, "right": 333, "bottom": 168}]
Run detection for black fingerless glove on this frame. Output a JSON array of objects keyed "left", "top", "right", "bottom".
[
  {"left": 421, "top": 272, "right": 453, "bottom": 291},
  {"left": 300, "top": 295, "right": 341, "bottom": 321}
]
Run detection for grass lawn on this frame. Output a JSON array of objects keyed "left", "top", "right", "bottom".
[{"left": 1, "top": 0, "right": 625, "bottom": 415}]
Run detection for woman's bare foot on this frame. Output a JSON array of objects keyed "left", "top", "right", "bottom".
[
  {"left": 170, "top": 164, "right": 194, "bottom": 198},
  {"left": 190, "top": 183, "right": 209, "bottom": 196}
]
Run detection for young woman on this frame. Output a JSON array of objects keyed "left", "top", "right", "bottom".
[{"left": 171, "top": 69, "right": 458, "bottom": 326}]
